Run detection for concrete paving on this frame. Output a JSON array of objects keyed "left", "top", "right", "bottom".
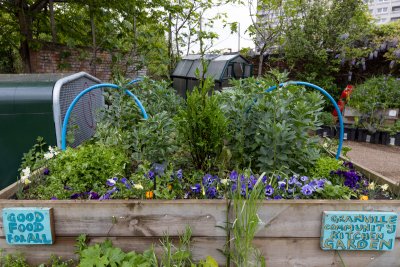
[{"left": 344, "top": 141, "right": 400, "bottom": 182}]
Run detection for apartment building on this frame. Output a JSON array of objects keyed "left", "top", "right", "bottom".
[{"left": 364, "top": 0, "right": 400, "bottom": 24}]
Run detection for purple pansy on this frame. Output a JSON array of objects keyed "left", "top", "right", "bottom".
[
  {"left": 202, "top": 174, "right": 216, "bottom": 188},
  {"left": 120, "top": 177, "right": 131, "bottom": 189},
  {"left": 50, "top": 196, "right": 58, "bottom": 200},
  {"left": 191, "top": 184, "right": 201, "bottom": 194},
  {"left": 70, "top": 193, "right": 81, "bottom": 199},
  {"left": 274, "top": 195, "right": 283, "bottom": 200},
  {"left": 43, "top": 168, "right": 50, "bottom": 175},
  {"left": 301, "top": 184, "right": 314, "bottom": 196},
  {"left": 176, "top": 169, "right": 183, "bottom": 180},
  {"left": 278, "top": 181, "right": 286, "bottom": 190},
  {"left": 106, "top": 177, "right": 118, "bottom": 187},
  {"left": 230, "top": 171, "right": 238, "bottom": 181},
  {"left": 147, "top": 170, "right": 155, "bottom": 180},
  {"left": 265, "top": 185, "right": 274, "bottom": 196},
  {"left": 206, "top": 186, "right": 218, "bottom": 199},
  {"left": 300, "top": 176, "right": 309, "bottom": 182},
  {"left": 88, "top": 191, "right": 100, "bottom": 200}
]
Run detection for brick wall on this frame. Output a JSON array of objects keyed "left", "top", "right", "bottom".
[{"left": 30, "top": 42, "right": 146, "bottom": 81}]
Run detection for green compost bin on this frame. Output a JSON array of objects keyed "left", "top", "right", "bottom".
[{"left": 0, "top": 72, "right": 102, "bottom": 190}]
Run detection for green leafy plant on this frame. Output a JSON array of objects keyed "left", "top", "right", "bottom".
[
  {"left": 310, "top": 157, "right": 345, "bottom": 178},
  {"left": 176, "top": 78, "right": 228, "bottom": 171},
  {"left": 18, "top": 136, "right": 47, "bottom": 173},
  {"left": 316, "top": 184, "right": 356, "bottom": 200},
  {"left": 220, "top": 78, "right": 324, "bottom": 174},
  {"left": 0, "top": 249, "right": 29, "bottom": 267},
  {"left": 160, "top": 226, "right": 193, "bottom": 267},
  {"left": 76, "top": 237, "right": 158, "bottom": 267},
  {"left": 229, "top": 174, "right": 266, "bottom": 267},
  {"left": 348, "top": 76, "right": 400, "bottom": 132},
  {"left": 25, "top": 144, "right": 129, "bottom": 200}
]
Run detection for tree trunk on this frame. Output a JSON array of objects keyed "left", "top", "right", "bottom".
[
  {"left": 168, "top": 12, "right": 173, "bottom": 75},
  {"left": 258, "top": 53, "right": 264, "bottom": 77},
  {"left": 49, "top": 0, "right": 57, "bottom": 43},
  {"left": 16, "top": 1, "right": 33, "bottom": 72}
]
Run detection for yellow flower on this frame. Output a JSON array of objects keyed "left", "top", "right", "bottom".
[
  {"left": 381, "top": 184, "right": 389, "bottom": 191},
  {"left": 167, "top": 184, "right": 172, "bottom": 191},
  {"left": 360, "top": 195, "right": 368, "bottom": 201},
  {"left": 145, "top": 191, "right": 154, "bottom": 199}
]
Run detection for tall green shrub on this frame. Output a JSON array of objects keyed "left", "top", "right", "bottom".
[{"left": 176, "top": 78, "right": 228, "bottom": 171}]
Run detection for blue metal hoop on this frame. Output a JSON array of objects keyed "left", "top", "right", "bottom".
[
  {"left": 265, "top": 81, "right": 344, "bottom": 159},
  {"left": 61, "top": 83, "right": 148, "bottom": 150}
]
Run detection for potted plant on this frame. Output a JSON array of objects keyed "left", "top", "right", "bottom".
[
  {"left": 381, "top": 120, "right": 400, "bottom": 146},
  {"left": 317, "top": 111, "right": 336, "bottom": 138}
]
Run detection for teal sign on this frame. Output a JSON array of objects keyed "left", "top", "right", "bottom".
[
  {"left": 2, "top": 207, "right": 54, "bottom": 245},
  {"left": 321, "top": 211, "right": 398, "bottom": 251}
]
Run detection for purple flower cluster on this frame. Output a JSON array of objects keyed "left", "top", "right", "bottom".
[
  {"left": 266, "top": 174, "right": 327, "bottom": 199},
  {"left": 332, "top": 168, "right": 368, "bottom": 192},
  {"left": 229, "top": 171, "right": 266, "bottom": 198}
]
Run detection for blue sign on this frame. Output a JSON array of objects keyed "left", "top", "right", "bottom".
[
  {"left": 2, "top": 207, "right": 54, "bottom": 245},
  {"left": 321, "top": 211, "right": 398, "bottom": 251}
]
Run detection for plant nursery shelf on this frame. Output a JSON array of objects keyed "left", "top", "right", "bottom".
[{"left": 0, "top": 194, "right": 399, "bottom": 267}]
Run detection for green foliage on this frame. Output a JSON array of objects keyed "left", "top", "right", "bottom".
[
  {"left": 77, "top": 239, "right": 158, "bottom": 267},
  {"left": 0, "top": 250, "right": 29, "bottom": 267},
  {"left": 176, "top": 78, "right": 228, "bottom": 171},
  {"left": 316, "top": 184, "right": 356, "bottom": 200},
  {"left": 219, "top": 78, "right": 324, "bottom": 174},
  {"left": 230, "top": 174, "right": 265, "bottom": 267},
  {"left": 28, "top": 144, "right": 129, "bottom": 200},
  {"left": 283, "top": 0, "right": 372, "bottom": 83},
  {"left": 319, "top": 112, "right": 336, "bottom": 126},
  {"left": 311, "top": 157, "right": 345, "bottom": 178},
  {"left": 19, "top": 136, "right": 47, "bottom": 172},
  {"left": 348, "top": 76, "right": 400, "bottom": 131},
  {"left": 160, "top": 226, "right": 193, "bottom": 267}
]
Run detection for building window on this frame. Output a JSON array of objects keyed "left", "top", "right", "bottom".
[
  {"left": 377, "top": 0, "right": 389, "bottom": 2},
  {"left": 378, "top": 18, "right": 387, "bottom": 23},
  {"left": 377, "top": 7, "right": 388, "bottom": 13},
  {"left": 369, "top": 9, "right": 374, "bottom": 13},
  {"left": 391, "top": 17, "right": 400, "bottom": 21},
  {"left": 393, "top": 6, "right": 400, "bottom": 12}
]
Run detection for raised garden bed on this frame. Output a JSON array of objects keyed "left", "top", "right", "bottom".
[{"left": 1, "top": 176, "right": 399, "bottom": 267}]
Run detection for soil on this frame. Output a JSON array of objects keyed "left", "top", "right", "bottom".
[{"left": 344, "top": 141, "right": 400, "bottom": 182}]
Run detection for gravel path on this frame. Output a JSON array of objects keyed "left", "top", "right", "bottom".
[{"left": 344, "top": 141, "right": 400, "bottom": 182}]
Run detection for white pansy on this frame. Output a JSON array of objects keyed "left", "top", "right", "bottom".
[
  {"left": 368, "top": 182, "right": 375, "bottom": 190},
  {"left": 134, "top": 184, "right": 144, "bottom": 190},
  {"left": 44, "top": 152, "right": 54, "bottom": 160},
  {"left": 220, "top": 179, "right": 229, "bottom": 185},
  {"left": 381, "top": 184, "right": 389, "bottom": 191},
  {"left": 20, "top": 175, "right": 31, "bottom": 185},
  {"left": 22, "top": 167, "right": 31, "bottom": 177}
]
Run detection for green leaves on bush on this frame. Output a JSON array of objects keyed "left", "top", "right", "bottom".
[
  {"left": 176, "top": 78, "right": 228, "bottom": 171},
  {"left": 220, "top": 80, "right": 324, "bottom": 175}
]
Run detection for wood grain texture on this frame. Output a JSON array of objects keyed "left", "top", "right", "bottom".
[{"left": 1, "top": 200, "right": 398, "bottom": 238}]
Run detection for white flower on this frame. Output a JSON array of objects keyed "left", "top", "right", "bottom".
[
  {"left": 44, "top": 152, "right": 54, "bottom": 160},
  {"left": 381, "top": 184, "right": 389, "bottom": 191},
  {"left": 20, "top": 175, "right": 31, "bottom": 185},
  {"left": 368, "top": 182, "right": 375, "bottom": 190},
  {"left": 22, "top": 167, "right": 31, "bottom": 177},
  {"left": 220, "top": 179, "right": 229, "bottom": 185},
  {"left": 134, "top": 184, "right": 143, "bottom": 190},
  {"left": 323, "top": 143, "right": 329, "bottom": 148}
]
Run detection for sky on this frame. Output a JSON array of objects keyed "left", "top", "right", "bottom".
[{"left": 191, "top": 3, "right": 254, "bottom": 53}]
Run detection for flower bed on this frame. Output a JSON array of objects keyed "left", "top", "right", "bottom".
[{"left": 2, "top": 77, "right": 400, "bottom": 266}]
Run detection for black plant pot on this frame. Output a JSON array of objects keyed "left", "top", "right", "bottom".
[
  {"left": 337, "top": 127, "right": 357, "bottom": 141},
  {"left": 381, "top": 132, "right": 400, "bottom": 146},
  {"left": 317, "top": 126, "right": 336, "bottom": 138},
  {"left": 357, "top": 129, "right": 380, "bottom": 144}
]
